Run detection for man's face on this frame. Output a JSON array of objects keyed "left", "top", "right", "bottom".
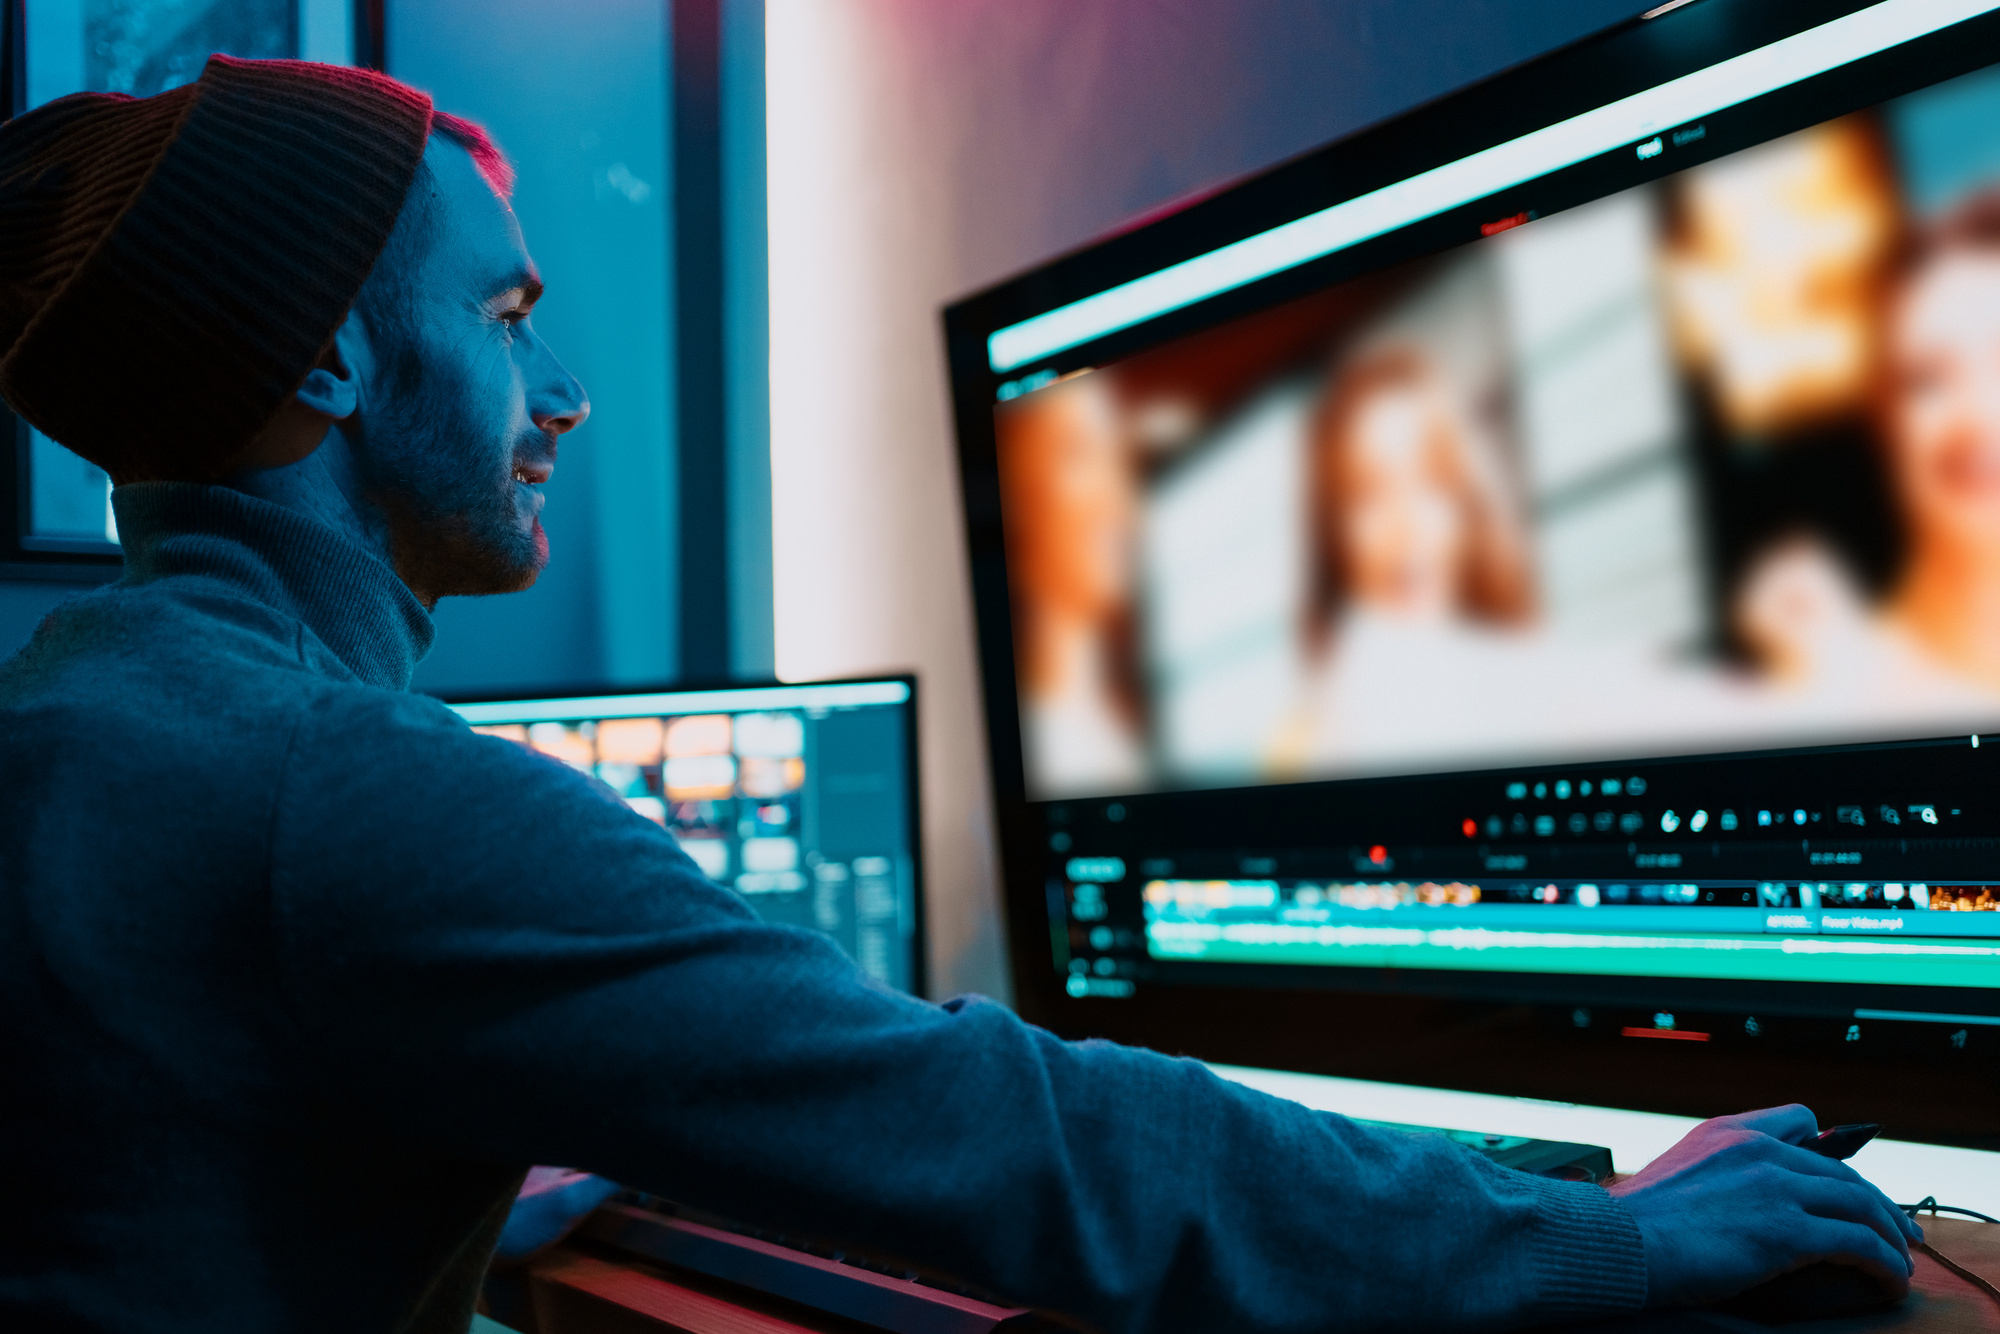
[{"left": 360, "top": 139, "right": 588, "bottom": 600}]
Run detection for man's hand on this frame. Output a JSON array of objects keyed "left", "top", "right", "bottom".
[
  {"left": 1608, "top": 1105, "right": 1923, "bottom": 1309},
  {"left": 494, "top": 1167, "right": 621, "bottom": 1264}
]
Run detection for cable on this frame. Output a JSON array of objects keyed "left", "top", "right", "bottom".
[
  {"left": 1916, "top": 1242, "right": 2000, "bottom": 1307},
  {"left": 1900, "top": 1197, "right": 2000, "bottom": 1225},
  {"left": 1897, "top": 1199, "right": 2000, "bottom": 1311}
]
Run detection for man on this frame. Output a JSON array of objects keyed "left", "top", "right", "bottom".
[{"left": 0, "top": 57, "right": 1920, "bottom": 1334}]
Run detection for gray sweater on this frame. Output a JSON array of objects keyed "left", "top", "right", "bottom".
[{"left": 0, "top": 483, "right": 1649, "bottom": 1333}]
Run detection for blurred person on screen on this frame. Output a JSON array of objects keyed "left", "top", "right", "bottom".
[
  {"left": 1661, "top": 115, "right": 1897, "bottom": 441},
  {"left": 1303, "top": 345, "right": 1531, "bottom": 630},
  {"left": 1877, "top": 193, "right": 2000, "bottom": 692},
  {"left": 1273, "top": 344, "right": 1537, "bottom": 770},
  {"left": 1738, "top": 193, "right": 2000, "bottom": 711},
  {"left": 1662, "top": 115, "right": 1914, "bottom": 704},
  {"left": 995, "top": 373, "right": 1147, "bottom": 796}
]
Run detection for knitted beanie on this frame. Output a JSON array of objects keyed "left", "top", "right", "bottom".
[{"left": 0, "top": 56, "right": 434, "bottom": 482}]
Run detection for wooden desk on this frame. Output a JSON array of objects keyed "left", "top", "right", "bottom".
[
  {"left": 516, "top": 1250, "right": 853, "bottom": 1334},
  {"left": 495, "top": 1206, "right": 1051, "bottom": 1334},
  {"left": 500, "top": 1216, "right": 2000, "bottom": 1334},
  {"left": 1571, "top": 1218, "right": 2000, "bottom": 1334}
]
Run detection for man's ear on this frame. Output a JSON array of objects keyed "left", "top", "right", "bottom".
[
  {"left": 232, "top": 312, "right": 366, "bottom": 474},
  {"left": 293, "top": 314, "right": 365, "bottom": 420}
]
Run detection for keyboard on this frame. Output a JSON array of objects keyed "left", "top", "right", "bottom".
[
  {"left": 580, "top": 1127, "right": 1612, "bottom": 1332},
  {"left": 1355, "top": 1120, "right": 1613, "bottom": 1181}
]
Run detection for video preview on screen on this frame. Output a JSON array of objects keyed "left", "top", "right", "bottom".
[{"left": 995, "top": 61, "right": 2000, "bottom": 802}]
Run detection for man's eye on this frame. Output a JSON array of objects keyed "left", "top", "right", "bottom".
[{"left": 499, "top": 308, "right": 531, "bottom": 328}]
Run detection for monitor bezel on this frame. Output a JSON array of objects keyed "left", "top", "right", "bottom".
[
  {"left": 941, "top": 0, "right": 2000, "bottom": 1139},
  {"left": 433, "top": 673, "right": 927, "bottom": 1000}
]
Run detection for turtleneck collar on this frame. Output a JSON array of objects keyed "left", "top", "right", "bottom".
[{"left": 112, "top": 482, "right": 434, "bottom": 691}]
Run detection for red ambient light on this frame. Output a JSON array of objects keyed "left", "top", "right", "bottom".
[
  {"left": 1480, "top": 211, "right": 1531, "bottom": 236},
  {"left": 1620, "top": 1026, "right": 1711, "bottom": 1042},
  {"left": 1368, "top": 844, "right": 1389, "bottom": 865},
  {"left": 1462, "top": 818, "right": 1478, "bottom": 838}
]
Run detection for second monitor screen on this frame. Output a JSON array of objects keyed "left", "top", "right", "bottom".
[{"left": 997, "top": 62, "right": 2000, "bottom": 801}]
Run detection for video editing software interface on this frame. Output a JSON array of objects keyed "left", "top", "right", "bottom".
[
  {"left": 955, "top": 0, "right": 2000, "bottom": 1047},
  {"left": 447, "top": 681, "right": 922, "bottom": 995}
]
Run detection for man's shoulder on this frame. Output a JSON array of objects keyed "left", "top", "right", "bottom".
[
  {"left": 2, "top": 580, "right": 296, "bottom": 741},
  {"left": 0, "top": 576, "right": 450, "bottom": 759},
  {"left": 287, "top": 681, "right": 551, "bottom": 771},
  {"left": 278, "top": 678, "right": 654, "bottom": 849},
  {"left": 6, "top": 575, "right": 314, "bottom": 695}
]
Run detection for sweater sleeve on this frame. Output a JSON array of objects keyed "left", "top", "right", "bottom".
[{"left": 268, "top": 690, "right": 1647, "bottom": 1334}]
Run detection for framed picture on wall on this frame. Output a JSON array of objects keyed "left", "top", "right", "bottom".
[{"left": 0, "top": 0, "right": 384, "bottom": 578}]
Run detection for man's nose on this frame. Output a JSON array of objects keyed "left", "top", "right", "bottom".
[
  {"left": 534, "top": 356, "right": 591, "bottom": 437},
  {"left": 538, "top": 397, "right": 589, "bottom": 436}
]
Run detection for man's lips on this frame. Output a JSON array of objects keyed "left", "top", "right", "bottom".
[{"left": 512, "top": 457, "right": 553, "bottom": 525}]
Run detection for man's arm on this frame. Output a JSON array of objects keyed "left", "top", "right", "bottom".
[{"left": 268, "top": 692, "right": 1905, "bottom": 1333}]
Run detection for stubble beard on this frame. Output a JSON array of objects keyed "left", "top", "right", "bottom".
[{"left": 369, "top": 339, "right": 551, "bottom": 602}]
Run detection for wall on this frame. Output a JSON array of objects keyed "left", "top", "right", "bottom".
[
  {"left": 765, "top": 0, "right": 1644, "bottom": 1001},
  {"left": 723, "top": 0, "right": 774, "bottom": 679},
  {"left": 391, "top": 0, "right": 676, "bottom": 697}
]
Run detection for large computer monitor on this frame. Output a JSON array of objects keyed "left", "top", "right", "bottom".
[
  {"left": 442, "top": 678, "right": 925, "bottom": 995},
  {"left": 945, "top": 0, "right": 2000, "bottom": 1142}
]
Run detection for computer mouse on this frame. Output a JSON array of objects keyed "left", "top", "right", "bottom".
[{"left": 1714, "top": 1261, "right": 1906, "bottom": 1324}]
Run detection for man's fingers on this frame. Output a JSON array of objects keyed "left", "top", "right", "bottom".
[
  {"left": 1790, "top": 1176, "right": 1915, "bottom": 1272},
  {"left": 1786, "top": 1215, "right": 1915, "bottom": 1290},
  {"left": 1766, "top": 1144, "right": 1922, "bottom": 1250},
  {"left": 1729, "top": 1103, "right": 1819, "bottom": 1142},
  {"left": 1766, "top": 1141, "right": 1885, "bottom": 1184},
  {"left": 1886, "top": 1194, "right": 1925, "bottom": 1243}
]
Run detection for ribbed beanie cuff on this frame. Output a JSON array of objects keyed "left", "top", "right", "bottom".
[{"left": 0, "top": 57, "right": 434, "bottom": 481}]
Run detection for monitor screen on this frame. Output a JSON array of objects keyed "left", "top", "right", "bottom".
[
  {"left": 995, "top": 18, "right": 2000, "bottom": 803},
  {"left": 444, "top": 679, "right": 924, "bottom": 995},
  {"left": 945, "top": 0, "right": 2000, "bottom": 1095}
]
